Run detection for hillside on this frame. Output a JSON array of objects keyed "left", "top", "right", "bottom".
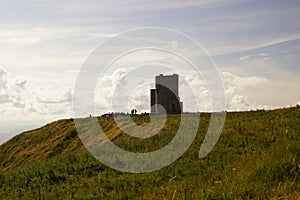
[
  {"left": 0, "top": 107, "right": 299, "bottom": 199},
  {"left": 0, "top": 119, "right": 84, "bottom": 170}
]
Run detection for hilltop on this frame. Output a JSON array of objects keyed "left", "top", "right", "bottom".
[{"left": 0, "top": 107, "right": 299, "bottom": 199}]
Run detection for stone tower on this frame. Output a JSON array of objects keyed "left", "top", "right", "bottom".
[{"left": 150, "top": 74, "right": 183, "bottom": 114}]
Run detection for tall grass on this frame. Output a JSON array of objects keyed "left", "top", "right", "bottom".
[{"left": 0, "top": 107, "right": 299, "bottom": 199}]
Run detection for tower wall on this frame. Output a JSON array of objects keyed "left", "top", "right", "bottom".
[{"left": 150, "top": 74, "right": 183, "bottom": 114}]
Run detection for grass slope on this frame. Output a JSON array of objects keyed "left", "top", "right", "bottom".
[
  {"left": 0, "top": 119, "right": 84, "bottom": 170},
  {"left": 0, "top": 107, "right": 299, "bottom": 199}
]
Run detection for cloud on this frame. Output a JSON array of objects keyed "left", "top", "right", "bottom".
[
  {"left": 36, "top": 86, "right": 71, "bottom": 104},
  {"left": 221, "top": 71, "right": 286, "bottom": 111},
  {"left": 223, "top": 71, "right": 272, "bottom": 92},
  {"left": 92, "top": 68, "right": 284, "bottom": 113},
  {"left": 128, "top": 85, "right": 151, "bottom": 112},
  {"left": 0, "top": 69, "right": 10, "bottom": 104},
  {"left": 0, "top": 67, "right": 73, "bottom": 120},
  {"left": 208, "top": 35, "right": 300, "bottom": 56},
  {"left": 94, "top": 68, "right": 128, "bottom": 113},
  {"left": 0, "top": 65, "right": 297, "bottom": 143},
  {"left": 228, "top": 95, "right": 250, "bottom": 111},
  {"left": 135, "top": 70, "right": 277, "bottom": 112},
  {"left": 178, "top": 71, "right": 277, "bottom": 112},
  {"left": 0, "top": 0, "right": 239, "bottom": 20},
  {"left": 0, "top": 69, "right": 8, "bottom": 89},
  {"left": 236, "top": 53, "right": 271, "bottom": 63},
  {"left": 9, "top": 36, "right": 41, "bottom": 45},
  {"left": 0, "top": 67, "right": 292, "bottom": 122}
]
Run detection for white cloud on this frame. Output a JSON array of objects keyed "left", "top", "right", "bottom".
[
  {"left": 178, "top": 71, "right": 279, "bottom": 112},
  {"left": 0, "top": 0, "right": 238, "bottom": 16},
  {"left": 92, "top": 69, "right": 291, "bottom": 113},
  {"left": 223, "top": 71, "right": 272, "bottom": 92},
  {"left": 0, "top": 69, "right": 9, "bottom": 104},
  {"left": 207, "top": 34, "right": 300, "bottom": 56},
  {"left": 236, "top": 53, "right": 271, "bottom": 64},
  {"left": 221, "top": 71, "right": 289, "bottom": 111},
  {"left": 9, "top": 36, "right": 41, "bottom": 45},
  {"left": 36, "top": 86, "right": 71, "bottom": 104},
  {"left": 228, "top": 95, "right": 250, "bottom": 111},
  {"left": 128, "top": 84, "right": 151, "bottom": 112},
  {"left": 0, "top": 69, "right": 7, "bottom": 89},
  {"left": 94, "top": 68, "right": 128, "bottom": 113},
  {"left": 0, "top": 68, "right": 73, "bottom": 121}
]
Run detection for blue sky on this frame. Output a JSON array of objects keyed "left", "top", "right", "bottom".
[{"left": 0, "top": 0, "right": 300, "bottom": 143}]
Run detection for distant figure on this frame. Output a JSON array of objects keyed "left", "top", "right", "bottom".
[{"left": 131, "top": 109, "right": 137, "bottom": 115}]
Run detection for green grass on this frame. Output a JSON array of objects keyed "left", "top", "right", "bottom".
[{"left": 0, "top": 107, "right": 299, "bottom": 199}]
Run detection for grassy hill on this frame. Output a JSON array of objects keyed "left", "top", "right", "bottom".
[
  {"left": 0, "top": 119, "right": 84, "bottom": 170},
  {"left": 0, "top": 107, "right": 299, "bottom": 199}
]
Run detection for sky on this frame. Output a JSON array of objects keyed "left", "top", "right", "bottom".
[{"left": 0, "top": 0, "right": 300, "bottom": 143}]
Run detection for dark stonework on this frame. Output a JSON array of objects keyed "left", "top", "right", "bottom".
[{"left": 150, "top": 74, "right": 183, "bottom": 114}]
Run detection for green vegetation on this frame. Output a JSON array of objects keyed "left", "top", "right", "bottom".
[{"left": 0, "top": 107, "right": 299, "bottom": 199}]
